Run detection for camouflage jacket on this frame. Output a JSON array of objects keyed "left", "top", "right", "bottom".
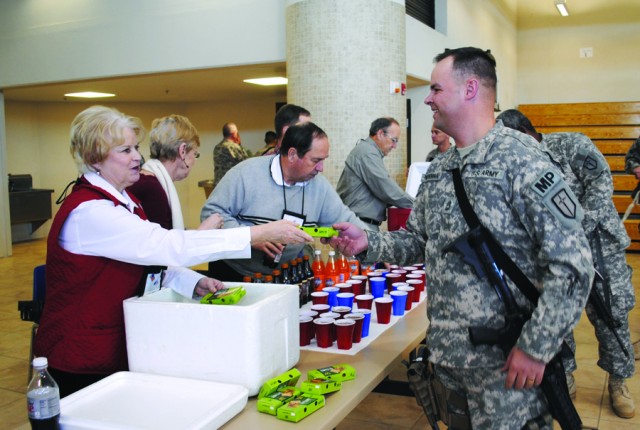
[
  {"left": 213, "top": 139, "right": 248, "bottom": 189},
  {"left": 541, "top": 132, "right": 630, "bottom": 255},
  {"left": 624, "top": 136, "right": 640, "bottom": 175},
  {"left": 364, "top": 122, "right": 594, "bottom": 368}
]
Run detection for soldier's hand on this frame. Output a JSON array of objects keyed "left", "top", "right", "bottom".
[
  {"left": 502, "top": 346, "right": 545, "bottom": 390},
  {"left": 321, "top": 222, "right": 368, "bottom": 256}
]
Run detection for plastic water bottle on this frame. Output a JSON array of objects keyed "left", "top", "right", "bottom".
[{"left": 27, "top": 357, "right": 60, "bottom": 430}]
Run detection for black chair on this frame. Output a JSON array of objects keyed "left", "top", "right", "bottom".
[{"left": 18, "top": 264, "right": 46, "bottom": 381}]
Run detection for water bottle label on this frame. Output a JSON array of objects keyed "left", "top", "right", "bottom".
[{"left": 27, "top": 393, "right": 60, "bottom": 419}]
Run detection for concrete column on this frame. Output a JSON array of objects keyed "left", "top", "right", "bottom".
[
  {"left": 0, "top": 92, "right": 12, "bottom": 257},
  {"left": 285, "top": 0, "right": 407, "bottom": 187}
]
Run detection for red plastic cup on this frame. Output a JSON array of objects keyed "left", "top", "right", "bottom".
[
  {"left": 392, "top": 281, "right": 408, "bottom": 291},
  {"left": 391, "top": 269, "right": 407, "bottom": 283},
  {"left": 331, "top": 305, "right": 351, "bottom": 319},
  {"left": 413, "top": 269, "right": 426, "bottom": 286},
  {"left": 336, "top": 283, "right": 353, "bottom": 294},
  {"left": 334, "top": 319, "right": 356, "bottom": 350},
  {"left": 406, "top": 279, "right": 423, "bottom": 302},
  {"left": 384, "top": 273, "right": 401, "bottom": 293},
  {"left": 355, "top": 293, "right": 374, "bottom": 310},
  {"left": 344, "top": 313, "right": 364, "bottom": 343},
  {"left": 402, "top": 266, "right": 416, "bottom": 273},
  {"left": 310, "top": 304, "right": 330, "bottom": 314},
  {"left": 346, "top": 279, "right": 364, "bottom": 296},
  {"left": 310, "top": 291, "right": 329, "bottom": 305},
  {"left": 349, "top": 275, "right": 369, "bottom": 293},
  {"left": 313, "top": 317, "right": 335, "bottom": 348},
  {"left": 374, "top": 297, "right": 393, "bottom": 324},
  {"left": 299, "top": 316, "right": 313, "bottom": 346},
  {"left": 397, "top": 286, "right": 415, "bottom": 310}
]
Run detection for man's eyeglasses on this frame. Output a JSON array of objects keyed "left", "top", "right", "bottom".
[
  {"left": 384, "top": 132, "right": 399, "bottom": 144},
  {"left": 194, "top": 151, "right": 201, "bottom": 159}
]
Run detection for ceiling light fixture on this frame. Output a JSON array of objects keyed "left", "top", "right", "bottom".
[
  {"left": 243, "top": 77, "right": 288, "bottom": 86},
  {"left": 64, "top": 91, "right": 116, "bottom": 98},
  {"left": 554, "top": 0, "right": 569, "bottom": 17}
]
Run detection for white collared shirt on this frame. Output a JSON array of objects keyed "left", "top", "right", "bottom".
[
  {"left": 270, "top": 155, "right": 308, "bottom": 187},
  {"left": 59, "top": 173, "right": 251, "bottom": 297}
]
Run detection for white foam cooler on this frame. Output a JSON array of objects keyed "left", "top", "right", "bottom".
[{"left": 123, "top": 283, "right": 300, "bottom": 396}]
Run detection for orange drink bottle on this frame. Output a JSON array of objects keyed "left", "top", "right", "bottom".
[
  {"left": 324, "top": 250, "right": 339, "bottom": 289},
  {"left": 312, "top": 249, "right": 326, "bottom": 291},
  {"left": 336, "top": 252, "right": 350, "bottom": 283}
]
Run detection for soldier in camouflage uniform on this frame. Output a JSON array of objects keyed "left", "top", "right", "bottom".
[
  {"left": 624, "top": 135, "right": 640, "bottom": 362},
  {"left": 327, "top": 48, "right": 593, "bottom": 429},
  {"left": 212, "top": 122, "right": 248, "bottom": 189},
  {"left": 498, "top": 109, "right": 636, "bottom": 418},
  {"left": 624, "top": 135, "right": 640, "bottom": 179}
]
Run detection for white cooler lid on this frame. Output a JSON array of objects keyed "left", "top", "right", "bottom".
[{"left": 59, "top": 371, "right": 248, "bottom": 430}]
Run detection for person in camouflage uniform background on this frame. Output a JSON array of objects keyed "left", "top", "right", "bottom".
[
  {"left": 498, "top": 109, "right": 636, "bottom": 418},
  {"left": 624, "top": 135, "right": 640, "bottom": 180},
  {"left": 212, "top": 122, "right": 248, "bottom": 190},
  {"left": 326, "top": 47, "right": 594, "bottom": 429}
]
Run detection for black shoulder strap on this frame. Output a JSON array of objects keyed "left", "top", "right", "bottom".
[{"left": 451, "top": 168, "right": 540, "bottom": 306}]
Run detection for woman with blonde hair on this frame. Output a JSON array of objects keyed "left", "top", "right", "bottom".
[{"left": 34, "top": 105, "right": 311, "bottom": 396}]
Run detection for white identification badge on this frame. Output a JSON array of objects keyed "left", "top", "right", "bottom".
[{"left": 142, "top": 271, "right": 162, "bottom": 295}]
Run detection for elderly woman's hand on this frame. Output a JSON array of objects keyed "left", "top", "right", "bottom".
[
  {"left": 250, "top": 220, "right": 312, "bottom": 245},
  {"left": 198, "top": 213, "right": 224, "bottom": 230},
  {"left": 193, "top": 277, "right": 226, "bottom": 297}
]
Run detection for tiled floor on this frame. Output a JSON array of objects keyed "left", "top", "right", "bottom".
[{"left": 1, "top": 239, "right": 639, "bottom": 429}]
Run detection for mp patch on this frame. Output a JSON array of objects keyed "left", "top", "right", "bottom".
[
  {"left": 531, "top": 170, "right": 561, "bottom": 197},
  {"left": 531, "top": 169, "right": 583, "bottom": 229}
]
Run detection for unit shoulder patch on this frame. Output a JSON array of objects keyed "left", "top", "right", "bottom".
[{"left": 531, "top": 169, "right": 583, "bottom": 229}]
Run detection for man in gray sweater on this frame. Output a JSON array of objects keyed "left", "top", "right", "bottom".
[
  {"left": 201, "top": 122, "right": 367, "bottom": 280},
  {"left": 337, "top": 117, "right": 414, "bottom": 231}
]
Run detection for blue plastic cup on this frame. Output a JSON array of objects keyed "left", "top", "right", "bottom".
[
  {"left": 369, "top": 277, "right": 386, "bottom": 299},
  {"left": 390, "top": 290, "right": 408, "bottom": 316},
  {"left": 336, "top": 292, "right": 355, "bottom": 308},
  {"left": 323, "top": 286, "right": 340, "bottom": 307},
  {"left": 353, "top": 309, "right": 372, "bottom": 338}
]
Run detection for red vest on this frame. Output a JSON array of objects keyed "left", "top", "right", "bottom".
[{"left": 34, "top": 178, "right": 147, "bottom": 375}]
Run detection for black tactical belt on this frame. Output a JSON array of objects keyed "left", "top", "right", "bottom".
[{"left": 360, "top": 217, "right": 382, "bottom": 226}]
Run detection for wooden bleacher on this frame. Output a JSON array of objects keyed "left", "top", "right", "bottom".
[{"left": 519, "top": 102, "right": 640, "bottom": 251}]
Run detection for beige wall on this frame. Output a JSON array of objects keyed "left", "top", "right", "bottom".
[
  {"left": 406, "top": 0, "right": 518, "bottom": 163},
  {"left": 5, "top": 99, "right": 281, "bottom": 237},
  {"left": 0, "top": 0, "right": 286, "bottom": 88},
  {"left": 517, "top": 22, "right": 640, "bottom": 104}
]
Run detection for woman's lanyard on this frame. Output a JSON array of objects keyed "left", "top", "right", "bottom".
[{"left": 279, "top": 157, "right": 306, "bottom": 221}]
